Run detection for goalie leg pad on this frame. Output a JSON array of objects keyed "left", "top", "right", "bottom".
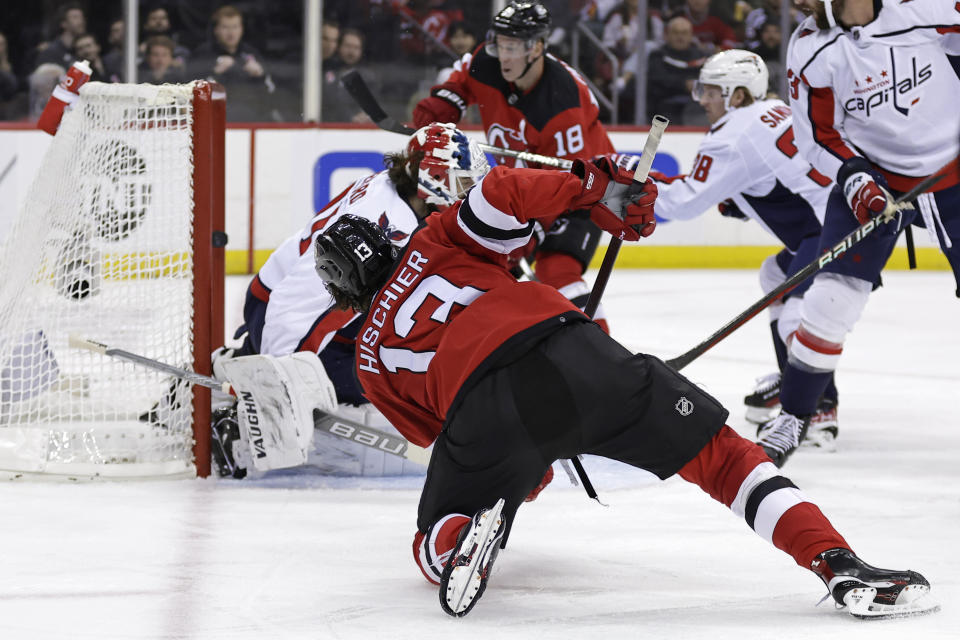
[{"left": 217, "top": 352, "right": 338, "bottom": 471}]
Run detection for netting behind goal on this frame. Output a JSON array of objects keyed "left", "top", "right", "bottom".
[{"left": 0, "top": 81, "right": 225, "bottom": 478}]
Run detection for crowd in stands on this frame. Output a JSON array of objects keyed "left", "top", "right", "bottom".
[{"left": 0, "top": 0, "right": 798, "bottom": 125}]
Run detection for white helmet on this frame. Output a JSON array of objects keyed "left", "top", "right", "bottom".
[
  {"left": 692, "top": 49, "right": 769, "bottom": 111},
  {"left": 406, "top": 122, "right": 491, "bottom": 206}
]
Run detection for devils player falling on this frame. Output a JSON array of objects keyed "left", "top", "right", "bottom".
[
  {"left": 313, "top": 159, "right": 939, "bottom": 619},
  {"left": 413, "top": 1, "right": 618, "bottom": 330}
]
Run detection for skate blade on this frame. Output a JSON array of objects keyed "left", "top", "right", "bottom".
[
  {"left": 801, "top": 431, "right": 837, "bottom": 452},
  {"left": 845, "top": 585, "right": 941, "bottom": 620},
  {"left": 442, "top": 498, "right": 506, "bottom": 617},
  {"left": 745, "top": 405, "right": 779, "bottom": 425}
]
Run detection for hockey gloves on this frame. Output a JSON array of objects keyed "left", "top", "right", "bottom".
[
  {"left": 412, "top": 86, "right": 467, "bottom": 128},
  {"left": 839, "top": 157, "right": 888, "bottom": 224},
  {"left": 718, "top": 199, "right": 748, "bottom": 220},
  {"left": 572, "top": 157, "right": 658, "bottom": 241}
]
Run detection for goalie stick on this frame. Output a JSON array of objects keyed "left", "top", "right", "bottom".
[
  {"left": 340, "top": 70, "right": 574, "bottom": 169},
  {"left": 313, "top": 410, "right": 431, "bottom": 466},
  {"left": 664, "top": 172, "right": 944, "bottom": 371}
]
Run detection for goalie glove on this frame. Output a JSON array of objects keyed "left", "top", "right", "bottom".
[
  {"left": 571, "top": 157, "right": 658, "bottom": 241},
  {"left": 838, "top": 157, "right": 888, "bottom": 224}
]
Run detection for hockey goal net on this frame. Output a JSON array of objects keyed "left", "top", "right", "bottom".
[{"left": 0, "top": 81, "right": 225, "bottom": 478}]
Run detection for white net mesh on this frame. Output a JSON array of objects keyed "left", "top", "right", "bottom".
[{"left": 0, "top": 82, "right": 199, "bottom": 477}]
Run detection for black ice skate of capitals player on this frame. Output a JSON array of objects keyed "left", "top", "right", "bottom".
[
  {"left": 312, "top": 157, "right": 938, "bottom": 619},
  {"left": 752, "top": 0, "right": 960, "bottom": 467},
  {"left": 413, "top": 1, "right": 619, "bottom": 332}
]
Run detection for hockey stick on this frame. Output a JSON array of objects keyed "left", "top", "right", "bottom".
[
  {"left": 69, "top": 335, "right": 231, "bottom": 392},
  {"left": 313, "top": 410, "right": 431, "bottom": 466},
  {"left": 69, "top": 335, "right": 430, "bottom": 466},
  {"left": 664, "top": 172, "right": 944, "bottom": 371},
  {"left": 583, "top": 114, "right": 669, "bottom": 318},
  {"left": 340, "top": 70, "right": 574, "bottom": 169},
  {"left": 0, "top": 155, "right": 15, "bottom": 187},
  {"left": 568, "top": 115, "right": 668, "bottom": 504}
]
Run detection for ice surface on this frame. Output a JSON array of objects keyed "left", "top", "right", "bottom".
[{"left": 1, "top": 270, "right": 957, "bottom": 639}]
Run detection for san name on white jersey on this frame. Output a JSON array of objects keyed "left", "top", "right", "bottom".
[
  {"left": 654, "top": 98, "right": 832, "bottom": 249},
  {"left": 787, "top": 0, "right": 960, "bottom": 181}
]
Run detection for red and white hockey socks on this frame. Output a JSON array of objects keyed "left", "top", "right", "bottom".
[
  {"left": 413, "top": 513, "right": 470, "bottom": 585},
  {"left": 678, "top": 425, "right": 850, "bottom": 568}
]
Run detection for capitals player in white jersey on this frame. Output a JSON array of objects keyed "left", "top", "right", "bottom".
[
  {"left": 649, "top": 50, "right": 840, "bottom": 442},
  {"left": 210, "top": 123, "right": 491, "bottom": 479},
  {"left": 756, "top": 0, "right": 960, "bottom": 466}
]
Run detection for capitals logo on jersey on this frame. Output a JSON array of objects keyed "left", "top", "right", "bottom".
[
  {"left": 843, "top": 54, "right": 932, "bottom": 118},
  {"left": 378, "top": 212, "right": 408, "bottom": 242}
]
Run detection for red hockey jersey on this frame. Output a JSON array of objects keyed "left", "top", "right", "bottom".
[
  {"left": 355, "top": 166, "right": 592, "bottom": 447},
  {"left": 436, "top": 46, "right": 614, "bottom": 166}
]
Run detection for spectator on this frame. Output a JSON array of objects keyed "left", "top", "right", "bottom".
[
  {"left": 28, "top": 63, "right": 65, "bottom": 120},
  {"left": 322, "top": 20, "right": 341, "bottom": 71},
  {"left": 141, "top": 36, "right": 187, "bottom": 85},
  {"left": 646, "top": 15, "right": 706, "bottom": 124},
  {"left": 190, "top": 5, "right": 278, "bottom": 121},
  {"left": 139, "top": 6, "right": 190, "bottom": 69},
  {"left": 72, "top": 34, "right": 113, "bottom": 83},
  {"left": 0, "top": 32, "right": 18, "bottom": 103},
  {"left": 322, "top": 27, "right": 377, "bottom": 123},
  {"left": 435, "top": 21, "right": 477, "bottom": 84},
  {"left": 743, "top": 0, "right": 801, "bottom": 49},
  {"left": 102, "top": 19, "right": 125, "bottom": 81},
  {"left": 679, "top": 0, "right": 738, "bottom": 53},
  {"left": 602, "top": 0, "right": 651, "bottom": 61},
  {"left": 35, "top": 2, "right": 87, "bottom": 69},
  {"left": 395, "top": 0, "right": 464, "bottom": 64},
  {"left": 751, "top": 20, "right": 782, "bottom": 95}
]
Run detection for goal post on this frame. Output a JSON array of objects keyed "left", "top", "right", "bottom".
[{"left": 0, "top": 81, "right": 225, "bottom": 479}]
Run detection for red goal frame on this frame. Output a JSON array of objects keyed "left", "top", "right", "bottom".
[{"left": 190, "top": 81, "right": 226, "bottom": 477}]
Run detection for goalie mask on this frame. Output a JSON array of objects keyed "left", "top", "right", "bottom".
[
  {"left": 691, "top": 49, "right": 768, "bottom": 111},
  {"left": 314, "top": 214, "right": 399, "bottom": 311},
  {"left": 406, "top": 122, "right": 490, "bottom": 206},
  {"left": 485, "top": 1, "right": 551, "bottom": 58}
]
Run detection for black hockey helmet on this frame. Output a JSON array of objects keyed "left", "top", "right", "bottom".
[
  {"left": 488, "top": 2, "right": 551, "bottom": 48},
  {"left": 314, "top": 214, "right": 399, "bottom": 311}
]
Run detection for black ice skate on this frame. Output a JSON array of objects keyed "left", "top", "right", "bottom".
[
  {"left": 440, "top": 498, "right": 506, "bottom": 617},
  {"left": 756, "top": 410, "right": 809, "bottom": 467},
  {"left": 811, "top": 548, "right": 939, "bottom": 619},
  {"left": 211, "top": 406, "right": 247, "bottom": 479},
  {"left": 744, "top": 372, "right": 781, "bottom": 424},
  {"left": 805, "top": 397, "right": 838, "bottom": 451}
]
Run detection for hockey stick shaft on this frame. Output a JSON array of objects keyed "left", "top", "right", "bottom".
[
  {"left": 583, "top": 115, "right": 669, "bottom": 318},
  {"left": 664, "top": 172, "right": 944, "bottom": 371},
  {"left": 68, "top": 335, "right": 231, "bottom": 393},
  {"left": 313, "top": 410, "right": 431, "bottom": 466},
  {"left": 340, "top": 70, "right": 573, "bottom": 169}
]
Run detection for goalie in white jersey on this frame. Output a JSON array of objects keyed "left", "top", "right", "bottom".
[
  {"left": 649, "top": 50, "right": 839, "bottom": 441},
  {"left": 211, "top": 123, "right": 490, "bottom": 478},
  {"left": 755, "top": 0, "right": 960, "bottom": 466}
]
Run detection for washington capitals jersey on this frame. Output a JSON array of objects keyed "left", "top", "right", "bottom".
[
  {"left": 355, "top": 166, "right": 591, "bottom": 447},
  {"left": 787, "top": 0, "right": 960, "bottom": 191},
  {"left": 654, "top": 98, "right": 832, "bottom": 251},
  {"left": 252, "top": 171, "right": 421, "bottom": 356},
  {"left": 436, "top": 46, "right": 614, "bottom": 165}
]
